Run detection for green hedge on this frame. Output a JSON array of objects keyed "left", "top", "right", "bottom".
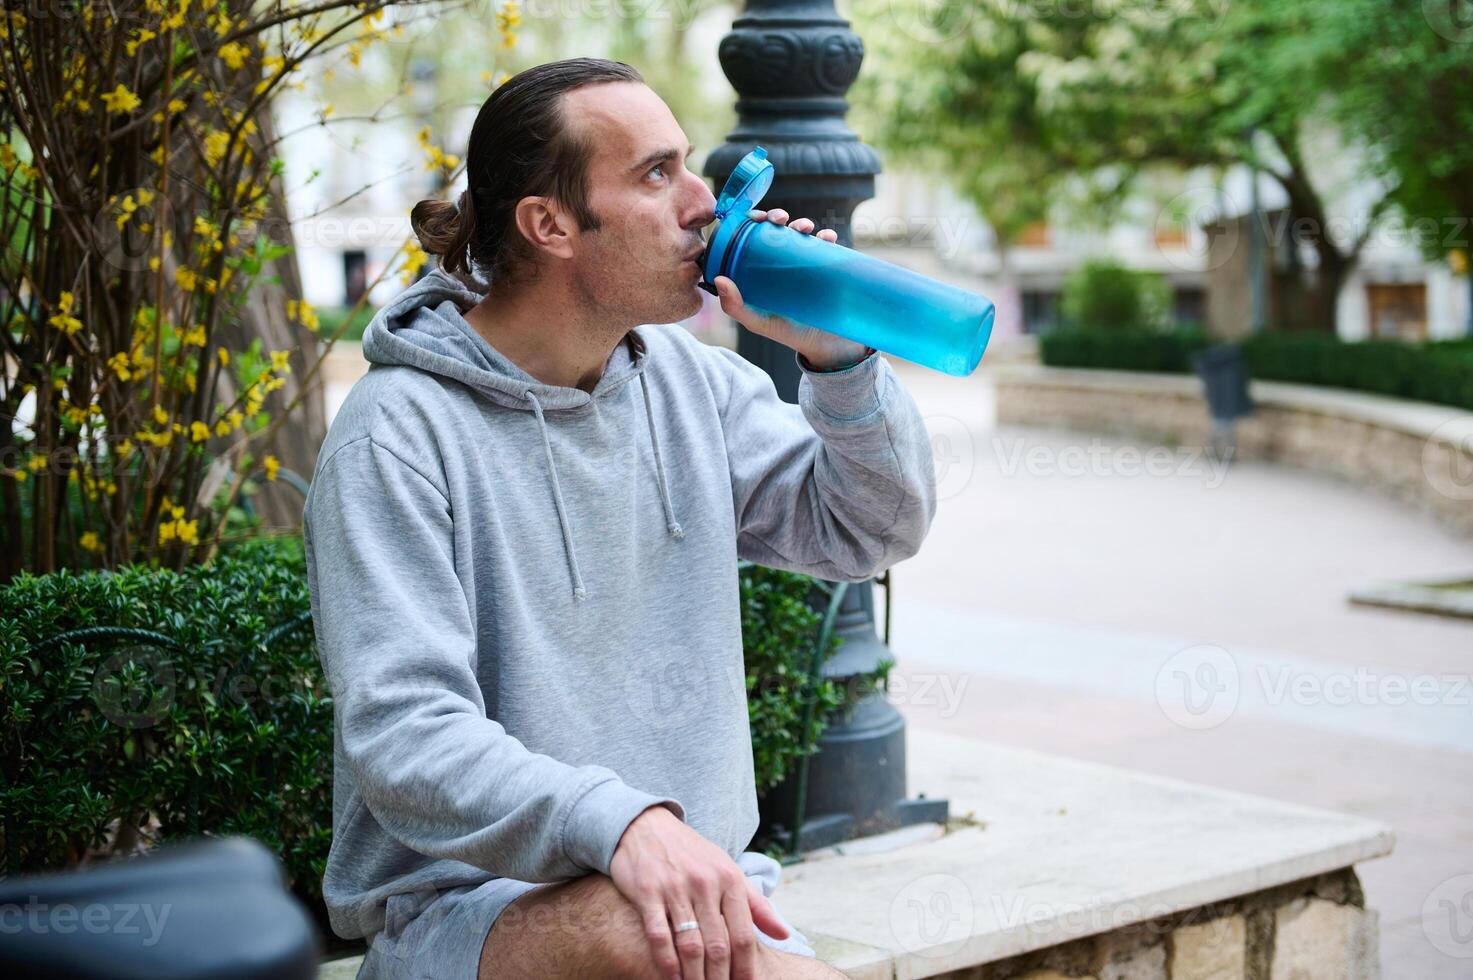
[
  {"left": 1039, "top": 328, "right": 1473, "bottom": 412},
  {"left": 0, "top": 537, "right": 331, "bottom": 907},
  {"left": 1239, "top": 334, "right": 1473, "bottom": 410},
  {"left": 741, "top": 564, "right": 882, "bottom": 797},
  {"left": 1, "top": 542, "right": 872, "bottom": 910},
  {"left": 1039, "top": 328, "right": 1209, "bottom": 373},
  {"left": 316, "top": 304, "right": 377, "bottom": 343}
]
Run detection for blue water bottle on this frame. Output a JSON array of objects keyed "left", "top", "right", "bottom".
[{"left": 698, "top": 146, "right": 996, "bottom": 377}]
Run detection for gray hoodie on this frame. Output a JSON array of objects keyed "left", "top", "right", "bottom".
[{"left": 303, "top": 266, "right": 937, "bottom": 940}]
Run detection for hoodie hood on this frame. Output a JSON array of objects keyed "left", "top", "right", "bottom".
[
  {"left": 361, "top": 266, "right": 648, "bottom": 411},
  {"left": 361, "top": 267, "right": 683, "bottom": 602}
]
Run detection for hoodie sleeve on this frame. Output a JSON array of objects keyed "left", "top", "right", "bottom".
[
  {"left": 304, "top": 436, "right": 686, "bottom": 883},
  {"left": 716, "top": 348, "right": 938, "bottom": 582}
]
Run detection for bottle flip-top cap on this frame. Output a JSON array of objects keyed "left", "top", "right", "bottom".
[
  {"left": 697, "top": 147, "right": 775, "bottom": 295},
  {"left": 713, "top": 146, "right": 775, "bottom": 220}
]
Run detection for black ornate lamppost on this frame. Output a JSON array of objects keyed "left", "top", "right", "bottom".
[{"left": 705, "top": 0, "right": 948, "bottom": 854}]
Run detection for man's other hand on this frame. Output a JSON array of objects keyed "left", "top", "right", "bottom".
[
  {"left": 609, "top": 804, "right": 790, "bottom": 980},
  {"left": 712, "top": 208, "right": 871, "bottom": 372}
]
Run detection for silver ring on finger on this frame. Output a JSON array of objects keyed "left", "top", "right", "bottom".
[{"left": 674, "top": 920, "right": 700, "bottom": 933}]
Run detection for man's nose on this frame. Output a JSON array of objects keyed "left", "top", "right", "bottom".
[{"left": 685, "top": 172, "right": 717, "bottom": 228}]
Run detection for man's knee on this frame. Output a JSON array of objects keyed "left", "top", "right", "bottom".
[
  {"left": 757, "top": 945, "right": 847, "bottom": 978},
  {"left": 481, "top": 873, "right": 662, "bottom": 980},
  {"left": 562, "top": 874, "right": 670, "bottom": 980}
]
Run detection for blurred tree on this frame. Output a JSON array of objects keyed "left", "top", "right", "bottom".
[
  {"left": 852, "top": 0, "right": 1417, "bottom": 335},
  {"left": 1290, "top": 0, "right": 1473, "bottom": 333},
  {"left": 853, "top": 2, "right": 1055, "bottom": 251}
]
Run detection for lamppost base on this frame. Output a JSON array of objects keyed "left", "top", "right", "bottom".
[
  {"left": 755, "top": 663, "right": 950, "bottom": 857},
  {"left": 760, "top": 796, "right": 952, "bottom": 859}
]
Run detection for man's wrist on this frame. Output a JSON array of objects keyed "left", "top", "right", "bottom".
[{"left": 799, "top": 344, "right": 877, "bottom": 373}]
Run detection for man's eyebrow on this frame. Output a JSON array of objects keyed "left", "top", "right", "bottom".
[{"left": 629, "top": 143, "right": 696, "bottom": 175}]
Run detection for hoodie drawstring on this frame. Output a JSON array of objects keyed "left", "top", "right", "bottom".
[
  {"left": 525, "top": 391, "right": 588, "bottom": 603},
  {"left": 525, "top": 378, "right": 684, "bottom": 604},
  {"left": 639, "top": 373, "right": 686, "bottom": 543}
]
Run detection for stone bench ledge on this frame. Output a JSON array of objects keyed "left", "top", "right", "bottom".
[
  {"left": 778, "top": 728, "right": 1393, "bottom": 978},
  {"left": 991, "top": 363, "right": 1473, "bottom": 444},
  {"left": 991, "top": 364, "right": 1473, "bottom": 538}
]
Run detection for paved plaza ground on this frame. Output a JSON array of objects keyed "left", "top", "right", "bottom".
[{"left": 887, "top": 361, "right": 1473, "bottom": 978}]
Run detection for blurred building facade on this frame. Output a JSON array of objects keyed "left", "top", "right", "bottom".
[{"left": 856, "top": 163, "right": 1469, "bottom": 344}]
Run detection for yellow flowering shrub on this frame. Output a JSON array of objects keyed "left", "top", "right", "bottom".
[{"left": 0, "top": 0, "right": 504, "bottom": 577}]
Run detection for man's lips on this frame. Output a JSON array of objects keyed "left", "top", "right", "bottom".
[{"left": 680, "top": 244, "right": 706, "bottom": 278}]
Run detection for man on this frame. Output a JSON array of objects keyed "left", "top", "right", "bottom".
[{"left": 304, "top": 58, "right": 937, "bottom": 980}]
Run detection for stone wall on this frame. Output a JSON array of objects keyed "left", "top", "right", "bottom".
[
  {"left": 995, "top": 366, "right": 1473, "bottom": 538},
  {"left": 933, "top": 869, "right": 1377, "bottom": 980}
]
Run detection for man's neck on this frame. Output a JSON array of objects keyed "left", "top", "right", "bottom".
[{"left": 463, "top": 274, "right": 628, "bottom": 394}]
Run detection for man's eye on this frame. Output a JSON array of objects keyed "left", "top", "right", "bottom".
[{"left": 648, "top": 164, "right": 666, "bottom": 181}]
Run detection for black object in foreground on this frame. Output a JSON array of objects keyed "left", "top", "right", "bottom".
[{"left": 0, "top": 836, "right": 320, "bottom": 980}]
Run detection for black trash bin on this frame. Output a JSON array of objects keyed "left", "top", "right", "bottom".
[
  {"left": 0, "top": 836, "right": 321, "bottom": 980},
  {"left": 1190, "top": 343, "right": 1254, "bottom": 459}
]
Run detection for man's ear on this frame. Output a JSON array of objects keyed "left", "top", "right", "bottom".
[{"left": 512, "top": 196, "right": 576, "bottom": 262}]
